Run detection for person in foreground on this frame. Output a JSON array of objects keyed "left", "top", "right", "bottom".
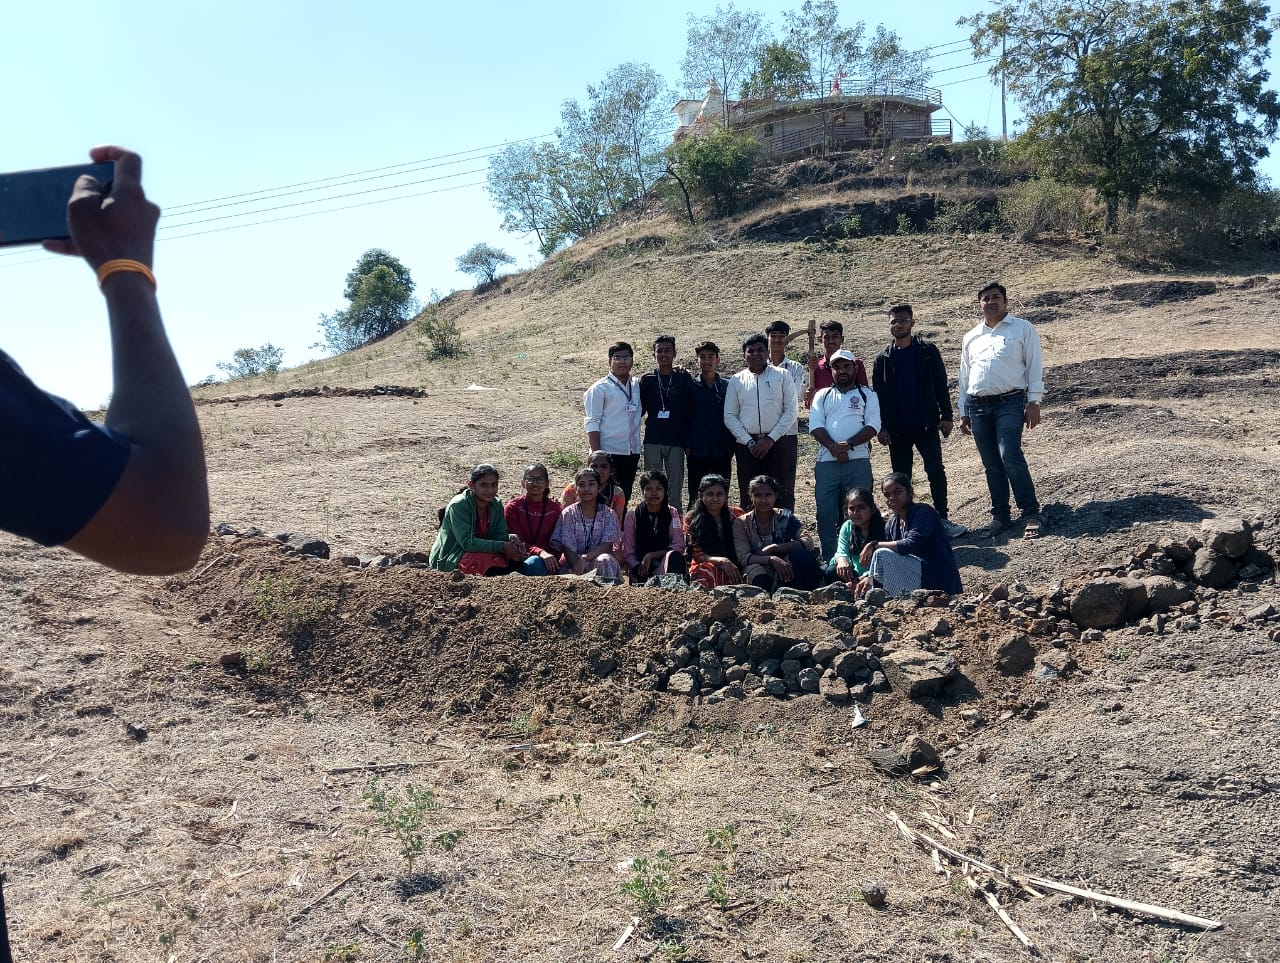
[
  {"left": 503, "top": 462, "right": 562, "bottom": 575},
  {"left": 856, "top": 472, "right": 962, "bottom": 599},
  {"left": 622, "top": 469, "right": 687, "bottom": 583},
  {"left": 826, "top": 487, "right": 886, "bottom": 587},
  {"left": 1, "top": 145, "right": 209, "bottom": 575},
  {"left": 684, "top": 474, "right": 743, "bottom": 589},
  {"left": 734, "top": 475, "right": 823, "bottom": 592},
  {"left": 429, "top": 464, "right": 528, "bottom": 575},
  {"left": 550, "top": 466, "right": 623, "bottom": 582},
  {"left": 0, "top": 145, "right": 210, "bottom": 963}
]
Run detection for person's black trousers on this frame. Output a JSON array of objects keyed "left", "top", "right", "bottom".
[{"left": 733, "top": 434, "right": 798, "bottom": 511}]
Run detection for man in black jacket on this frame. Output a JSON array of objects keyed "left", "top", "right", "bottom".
[{"left": 872, "top": 305, "right": 967, "bottom": 538}]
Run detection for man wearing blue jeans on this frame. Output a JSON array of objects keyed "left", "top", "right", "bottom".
[
  {"left": 957, "top": 282, "right": 1045, "bottom": 538},
  {"left": 810, "top": 350, "right": 881, "bottom": 561}
]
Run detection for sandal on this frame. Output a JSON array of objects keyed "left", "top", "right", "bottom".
[
  {"left": 1022, "top": 515, "right": 1044, "bottom": 539},
  {"left": 981, "top": 517, "right": 1012, "bottom": 539}
]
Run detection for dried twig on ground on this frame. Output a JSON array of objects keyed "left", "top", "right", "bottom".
[
  {"left": 887, "top": 811, "right": 1223, "bottom": 932},
  {"left": 290, "top": 871, "right": 359, "bottom": 921}
]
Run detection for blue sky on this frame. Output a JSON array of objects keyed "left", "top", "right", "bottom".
[{"left": 3, "top": 0, "right": 1277, "bottom": 407}]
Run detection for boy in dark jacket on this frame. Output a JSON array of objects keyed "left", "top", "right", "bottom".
[{"left": 871, "top": 305, "right": 967, "bottom": 538}]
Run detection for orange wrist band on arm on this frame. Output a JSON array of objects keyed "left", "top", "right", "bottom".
[{"left": 96, "top": 259, "right": 157, "bottom": 290}]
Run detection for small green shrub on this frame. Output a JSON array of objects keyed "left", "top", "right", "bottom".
[
  {"left": 999, "top": 178, "right": 1097, "bottom": 240},
  {"left": 928, "top": 200, "right": 988, "bottom": 235},
  {"left": 837, "top": 213, "right": 862, "bottom": 238},
  {"left": 621, "top": 852, "right": 673, "bottom": 915},
  {"left": 668, "top": 128, "right": 761, "bottom": 215},
  {"left": 415, "top": 305, "right": 464, "bottom": 360},
  {"left": 895, "top": 213, "right": 916, "bottom": 235},
  {"left": 253, "top": 575, "right": 332, "bottom": 641},
  {"left": 364, "top": 778, "right": 459, "bottom": 874},
  {"left": 547, "top": 449, "right": 584, "bottom": 472}
]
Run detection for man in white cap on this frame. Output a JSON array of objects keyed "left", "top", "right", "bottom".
[{"left": 809, "top": 349, "right": 881, "bottom": 562}]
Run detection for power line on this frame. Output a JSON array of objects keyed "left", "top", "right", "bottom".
[
  {"left": 165, "top": 133, "right": 551, "bottom": 212},
  {"left": 160, "top": 167, "right": 489, "bottom": 231}
]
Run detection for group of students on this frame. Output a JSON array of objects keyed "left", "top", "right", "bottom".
[{"left": 428, "top": 457, "right": 961, "bottom": 598}]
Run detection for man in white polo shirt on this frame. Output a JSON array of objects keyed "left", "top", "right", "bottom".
[
  {"left": 957, "top": 281, "right": 1045, "bottom": 539},
  {"left": 724, "top": 333, "right": 799, "bottom": 510},
  {"left": 583, "top": 341, "right": 643, "bottom": 502},
  {"left": 809, "top": 350, "right": 881, "bottom": 561}
]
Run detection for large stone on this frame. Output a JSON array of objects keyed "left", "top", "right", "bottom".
[
  {"left": 811, "top": 582, "right": 854, "bottom": 603},
  {"left": 899, "top": 736, "right": 941, "bottom": 770},
  {"left": 1191, "top": 549, "right": 1236, "bottom": 588},
  {"left": 1070, "top": 577, "right": 1148, "bottom": 628},
  {"left": 667, "top": 669, "right": 700, "bottom": 696},
  {"left": 810, "top": 638, "right": 845, "bottom": 666},
  {"left": 713, "top": 584, "right": 769, "bottom": 600},
  {"left": 798, "top": 667, "right": 822, "bottom": 693},
  {"left": 280, "top": 533, "right": 330, "bottom": 559},
  {"left": 879, "top": 648, "right": 958, "bottom": 698},
  {"left": 866, "top": 747, "right": 910, "bottom": 777},
  {"left": 705, "top": 595, "right": 738, "bottom": 624},
  {"left": 831, "top": 650, "right": 868, "bottom": 680},
  {"left": 819, "top": 671, "right": 850, "bottom": 703},
  {"left": 1143, "top": 575, "right": 1195, "bottom": 613},
  {"left": 747, "top": 630, "right": 809, "bottom": 661},
  {"left": 991, "top": 633, "right": 1035, "bottom": 675},
  {"left": 1200, "top": 518, "right": 1252, "bottom": 560}
]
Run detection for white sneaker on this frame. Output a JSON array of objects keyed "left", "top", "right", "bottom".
[{"left": 941, "top": 518, "right": 968, "bottom": 538}]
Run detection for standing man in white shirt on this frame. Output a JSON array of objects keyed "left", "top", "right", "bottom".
[
  {"left": 957, "top": 282, "right": 1045, "bottom": 539},
  {"left": 724, "top": 334, "right": 799, "bottom": 510},
  {"left": 809, "top": 350, "right": 881, "bottom": 561},
  {"left": 583, "top": 341, "right": 643, "bottom": 502}
]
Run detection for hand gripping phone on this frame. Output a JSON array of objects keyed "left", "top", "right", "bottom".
[{"left": 0, "top": 161, "right": 115, "bottom": 247}]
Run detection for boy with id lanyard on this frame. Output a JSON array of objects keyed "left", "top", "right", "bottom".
[
  {"left": 639, "top": 335, "right": 693, "bottom": 511},
  {"left": 583, "top": 342, "right": 643, "bottom": 502}
]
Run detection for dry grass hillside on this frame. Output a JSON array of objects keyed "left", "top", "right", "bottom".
[{"left": 2, "top": 153, "right": 1279, "bottom": 962}]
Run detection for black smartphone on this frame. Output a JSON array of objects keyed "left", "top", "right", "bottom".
[{"left": 0, "top": 161, "right": 115, "bottom": 247}]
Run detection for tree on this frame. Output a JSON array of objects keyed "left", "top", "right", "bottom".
[
  {"left": 488, "top": 64, "right": 673, "bottom": 256},
  {"left": 217, "top": 343, "right": 283, "bottom": 380},
  {"left": 963, "top": 0, "right": 1280, "bottom": 230},
  {"left": 456, "top": 243, "right": 515, "bottom": 285},
  {"left": 741, "top": 42, "right": 811, "bottom": 98},
  {"left": 668, "top": 127, "right": 761, "bottom": 214},
  {"left": 680, "top": 4, "right": 772, "bottom": 123},
  {"left": 317, "top": 249, "right": 417, "bottom": 354},
  {"left": 780, "top": 0, "right": 863, "bottom": 95},
  {"left": 860, "top": 25, "right": 931, "bottom": 91}
]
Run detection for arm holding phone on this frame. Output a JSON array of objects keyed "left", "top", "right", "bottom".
[{"left": 35, "top": 146, "right": 208, "bottom": 573}]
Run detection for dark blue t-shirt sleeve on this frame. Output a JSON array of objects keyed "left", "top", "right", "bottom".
[{"left": 0, "top": 351, "right": 130, "bottom": 546}]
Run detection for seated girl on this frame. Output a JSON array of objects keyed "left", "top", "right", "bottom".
[
  {"left": 734, "top": 474, "right": 823, "bottom": 592},
  {"left": 429, "top": 464, "right": 526, "bottom": 575},
  {"left": 825, "top": 487, "right": 886, "bottom": 586},
  {"left": 503, "top": 462, "right": 562, "bottom": 576},
  {"left": 561, "top": 451, "right": 627, "bottom": 523},
  {"left": 856, "top": 472, "right": 962, "bottom": 598},
  {"left": 622, "top": 469, "right": 687, "bottom": 583},
  {"left": 683, "top": 474, "right": 743, "bottom": 590},
  {"left": 550, "top": 465, "right": 623, "bottom": 582}
]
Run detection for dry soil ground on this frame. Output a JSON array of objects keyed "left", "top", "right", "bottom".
[{"left": 2, "top": 225, "right": 1279, "bottom": 963}]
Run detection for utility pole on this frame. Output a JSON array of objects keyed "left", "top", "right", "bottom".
[{"left": 1001, "top": 34, "right": 1008, "bottom": 142}]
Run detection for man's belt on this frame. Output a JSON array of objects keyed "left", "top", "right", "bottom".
[{"left": 968, "top": 388, "right": 1026, "bottom": 401}]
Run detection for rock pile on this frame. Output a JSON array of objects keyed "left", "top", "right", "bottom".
[{"left": 1069, "top": 517, "right": 1274, "bottom": 628}]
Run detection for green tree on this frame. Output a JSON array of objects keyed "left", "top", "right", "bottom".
[
  {"left": 741, "top": 42, "right": 811, "bottom": 98},
  {"left": 487, "top": 64, "right": 673, "bottom": 256},
  {"left": 216, "top": 343, "right": 283, "bottom": 380},
  {"left": 963, "top": 0, "right": 1280, "bottom": 231},
  {"left": 318, "top": 249, "right": 417, "bottom": 353},
  {"left": 456, "top": 243, "right": 515, "bottom": 285},
  {"left": 780, "top": 0, "right": 863, "bottom": 95},
  {"left": 681, "top": 3, "right": 772, "bottom": 123},
  {"left": 668, "top": 127, "right": 761, "bottom": 214}
]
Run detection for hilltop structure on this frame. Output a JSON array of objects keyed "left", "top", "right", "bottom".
[{"left": 672, "top": 78, "right": 950, "bottom": 160}]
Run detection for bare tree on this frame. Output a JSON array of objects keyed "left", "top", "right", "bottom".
[{"left": 680, "top": 3, "right": 772, "bottom": 123}]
